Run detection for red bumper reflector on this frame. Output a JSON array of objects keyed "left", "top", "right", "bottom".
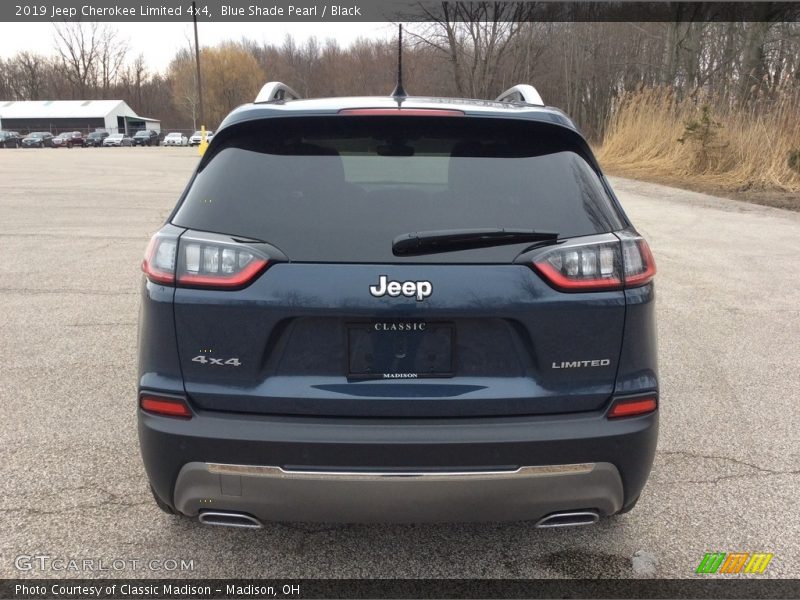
[
  {"left": 140, "top": 395, "right": 192, "bottom": 418},
  {"left": 608, "top": 397, "right": 658, "bottom": 418},
  {"left": 338, "top": 108, "right": 464, "bottom": 117}
]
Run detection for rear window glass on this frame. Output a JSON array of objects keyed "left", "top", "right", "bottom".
[{"left": 172, "top": 117, "right": 623, "bottom": 263}]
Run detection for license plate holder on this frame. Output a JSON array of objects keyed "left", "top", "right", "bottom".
[{"left": 346, "top": 321, "right": 454, "bottom": 380}]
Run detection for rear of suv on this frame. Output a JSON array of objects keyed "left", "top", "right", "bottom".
[{"left": 138, "top": 82, "right": 658, "bottom": 528}]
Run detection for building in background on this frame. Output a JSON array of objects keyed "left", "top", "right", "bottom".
[{"left": 0, "top": 100, "right": 160, "bottom": 134}]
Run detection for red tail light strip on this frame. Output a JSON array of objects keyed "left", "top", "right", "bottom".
[{"left": 533, "top": 261, "right": 623, "bottom": 292}]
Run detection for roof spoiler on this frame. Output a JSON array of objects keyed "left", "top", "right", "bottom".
[
  {"left": 255, "top": 82, "right": 302, "bottom": 103},
  {"left": 495, "top": 84, "right": 544, "bottom": 106}
]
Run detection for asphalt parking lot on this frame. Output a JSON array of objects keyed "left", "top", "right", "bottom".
[{"left": 1, "top": 147, "right": 798, "bottom": 579}]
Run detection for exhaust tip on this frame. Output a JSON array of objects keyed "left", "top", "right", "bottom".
[
  {"left": 198, "top": 511, "right": 263, "bottom": 529},
  {"left": 535, "top": 510, "right": 599, "bottom": 528}
]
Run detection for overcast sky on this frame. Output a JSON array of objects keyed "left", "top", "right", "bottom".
[{"left": 0, "top": 22, "right": 393, "bottom": 73}]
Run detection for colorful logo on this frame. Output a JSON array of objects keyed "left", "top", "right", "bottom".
[{"left": 696, "top": 552, "right": 773, "bottom": 574}]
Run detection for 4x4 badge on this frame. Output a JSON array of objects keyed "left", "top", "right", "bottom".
[{"left": 369, "top": 275, "right": 432, "bottom": 302}]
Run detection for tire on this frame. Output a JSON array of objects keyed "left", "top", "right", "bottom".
[{"left": 150, "top": 485, "right": 177, "bottom": 515}]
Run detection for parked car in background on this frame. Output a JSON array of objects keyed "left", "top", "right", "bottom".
[
  {"left": 133, "top": 130, "right": 160, "bottom": 146},
  {"left": 163, "top": 132, "right": 189, "bottom": 146},
  {"left": 0, "top": 130, "right": 21, "bottom": 148},
  {"left": 52, "top": 133, "right": 71, "bottom": 148},
  {"left": 21, "top": 132, "right": 54, "bottom": 148},
  {"left": 103, "top": 133, "right": 133, "bottom": 147},
  {"left": 67, "top": 131, "right": 86, "bottom": 147},
  {"left": 53, "top": 132, "right": 86, "bottom": 148},
  {"left": 189, "top": 130, "right": 214, "bottom": 146},
  {"left": 86, "top": 131, "right": 109, "bottom": 147}
]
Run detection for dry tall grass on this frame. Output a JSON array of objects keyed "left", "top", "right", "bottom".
[{"left": 597, "top": 86, "right": 800, "bottom": 193}]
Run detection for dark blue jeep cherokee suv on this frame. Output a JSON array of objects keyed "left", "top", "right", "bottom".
[{"left": 138, "top": 83, "right": 658, "bottom": 528}]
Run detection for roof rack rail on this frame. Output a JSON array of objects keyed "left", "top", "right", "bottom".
[
  {"left": 495, "top": 84, "right": 544, "bottom": 106},
  {"left": 255, "top": 82, "right": 302, "bottom": 103}
]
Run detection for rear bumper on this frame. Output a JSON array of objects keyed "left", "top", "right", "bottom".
[
  {"left": 175, "top": 462, "right": 623, "bottom": 523},
  {"left": 139, "top": 407, "right": 657, "bottom": 523}
]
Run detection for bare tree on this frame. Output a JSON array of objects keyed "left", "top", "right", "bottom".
[
  {"left": 53, "top": 22, "right": 127, "bottom": 98},
  {"left": 409, "top": 2, "right": 537, "bottom": 98},
  {"left": 98, "top": 26, "right": 129, "bottom": 97},
  {"left": 121, "top": 54, "right": 147, "bottom": 108},
  {"left": 53, "top": 22, "right": 101, "bottom": 97},
  {"left": 6, "top": 52, "right": 54, "bottom": 100}
]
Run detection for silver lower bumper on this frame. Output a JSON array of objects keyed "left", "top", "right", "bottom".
[{"left": 173, "top": 462, "right": 624, "bottom": 523}]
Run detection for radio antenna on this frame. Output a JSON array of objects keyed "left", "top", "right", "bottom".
[{"left": 391, "top": 24, "right": 407, "bottom": 98}]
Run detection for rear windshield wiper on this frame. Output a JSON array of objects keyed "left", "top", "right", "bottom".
[{"left": 392, "top": 228, "right": 559, "bottom": 256}]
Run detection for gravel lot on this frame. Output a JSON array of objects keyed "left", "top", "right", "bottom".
[{"left": 1, "top": 148, "right": 798, "bottom": 579}]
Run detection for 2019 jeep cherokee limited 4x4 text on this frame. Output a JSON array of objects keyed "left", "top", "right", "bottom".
[{"left": 138, "top": 82, "right": 658, "bottom": 528}]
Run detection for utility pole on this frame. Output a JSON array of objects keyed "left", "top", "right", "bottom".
[
  {"left": 192, "top": 0, "right": 208, "bottom": 156},
  {"left": 192, "top": 1, "right": 204, "bottom": 125},
  {"left": 192, "top": 0, "right": 206, "bottom": 153}
]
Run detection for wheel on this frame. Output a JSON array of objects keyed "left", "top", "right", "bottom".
[{"left": 150, "top": 485, "right": 177, "bottom": 515}]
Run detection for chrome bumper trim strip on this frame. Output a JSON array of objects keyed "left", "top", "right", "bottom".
[{"left": 206, "top": 462, "right": 595, "bottom": 481}]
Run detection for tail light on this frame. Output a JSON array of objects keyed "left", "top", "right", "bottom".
[
  {"left": 142, "top": 234, "right": 177, "bottom": 285},
  {"left": 618, "top": 231, "right": 657, "bottom": 287},
  {"left": 142, "top": 231, "right": 269, "bottom": 289},
  {"left": 608, "top": 395, "right": 658, "bottom": 418},
  {"left": 177, "top": 240, "right": 268, "bottom": 288},
  {"left": 534, "top": 241, "right": 622, "bottom": 291},
  {"left": 532, "top": 231, "right": 656, "bottom": 292},
  {"left": 140, "top": 394, "right": 192, "bottom": 418}
]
